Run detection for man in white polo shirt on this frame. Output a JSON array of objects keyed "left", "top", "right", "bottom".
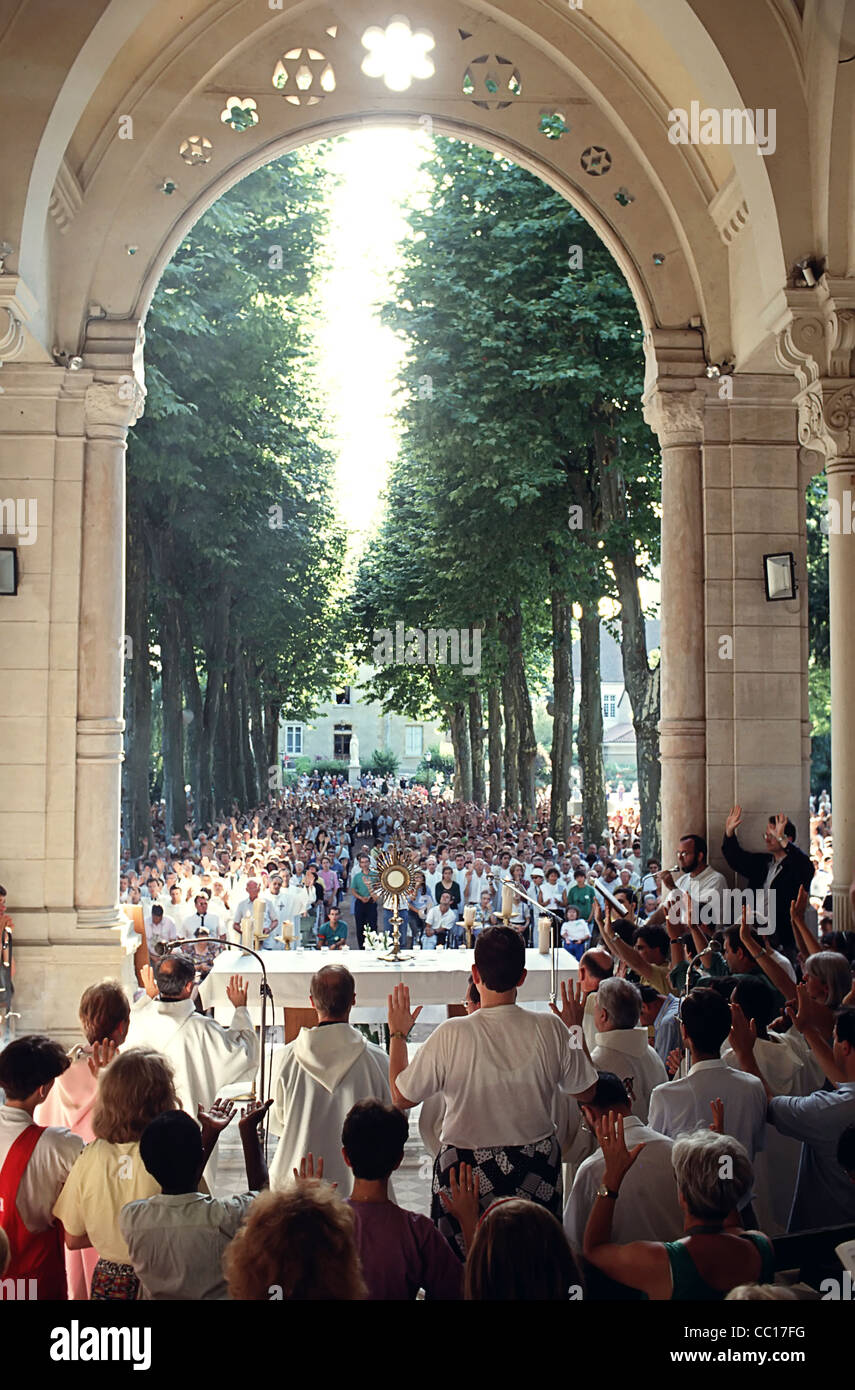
[
  {"left": 387, "top": 926, "right": 597, "bottom": 1255},
  {"left": 648, "top": 988, "right": 766, "bottom": 1178}
]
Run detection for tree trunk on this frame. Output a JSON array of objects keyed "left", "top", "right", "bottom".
[
  {"left": 248, "top": 655, "right": 268, "bottom": 803},
  {"left": 447, "top": 702, "right": 472, "bottom": 801},
  {"left": 502, "top": 609, "right": 536, "bottom": 820},
  {"left": 578, "top": 602, "right": 607, "bottom": 844},
  {"left": 487, "top": 683, "right": 503, "bottom": 812},
  {"left": 501, "top": 670, "right": 520, "bottom": 813},
  {"left": 122, "top": 498, "right": 152, "bottom": 855},
  {"left": 181, "top": 640, "right": 202, "bottom": 828},
  {"left": 236, "top": 649, "right": 256, "bottom": 808},
  {"left": 265, "top": 699, "right": 281, "bottom": 772},
  {"left": 549, "top": 584, "right": 573, "bottom": 842},
  {"left": 160, "top": 594, "right": 187, "bottom": 838},
  {"left": 600, "top": 459, "right": 662, "bottom": 860},
  {"left": 468, "top": 684, "right": 485, "bottom": 805},
  {"left": 213, "top": 690, "right": 232, "bottom": 816},
  {"left": 226, "top": 643, "right": 246, "bottom": 811}
]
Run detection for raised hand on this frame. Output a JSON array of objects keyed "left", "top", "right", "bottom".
[
  {"left": 387, "top": 983, "right": 422, "bottom": 1037},
  {"left": 439, "top": 1163, "right": 481, "bottom": 1231},
  {"left": 140, "top": 962, "right": 159, "bottom": 999},
  {"left": 594, "top": 1110, "right": 645, "bottom": 1191},
  {"left": 666, "top": 1046, "right": 683, "bottom": 1079},
  {"left": 238, "top": 1098, "right": 273, "bottom": 1134},
  {"left": 226, "top": 974, "right": 249, "bottom": 1008},
  {"left": 294, "top": 1153, "right": 334, "bottom": 1185},
  {"left": 197, "top": 1097, "right": 237, "bottom": 1141},
  {"left": 87, "top": 1038, "right": 118, "bottom": 1078},
  {"left": 790, "top": 884, "right": 808, "bottom": 932},
  {"left": 738, "top": 904, "right": 758, "bottom": 958},
  {"left": 549, "top": 978, "right": 584, "bottom": 1030},
  {"left": 709, "top": 1098, "right": 724, "bottom": 1134},
  {"left": 728, "top": 1000, "right": 757, "bottom": 1060},
  {"left": 725, "top": 805, "right": 743, "bottom": 838}
]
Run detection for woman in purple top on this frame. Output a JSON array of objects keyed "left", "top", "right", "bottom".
[{"left": 342, "top": 1101, "right": 477, "bottom": 1301}]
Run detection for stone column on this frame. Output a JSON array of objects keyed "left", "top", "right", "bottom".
[
  {"left": 825, "top": 394, "right": 855, "bottom": 929},
  {"left": 776, "top": 286, "right": 855, "bottom": 929},
  {"left": 643, "top": 386, "right": 707, "bottom": 861},
  {"left": 74, "top": 374, "right": 144, "bottom": 928}
]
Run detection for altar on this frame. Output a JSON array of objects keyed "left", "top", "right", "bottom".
[{"left": 199, "top": 946, "right": 579, "bottom": 1032}]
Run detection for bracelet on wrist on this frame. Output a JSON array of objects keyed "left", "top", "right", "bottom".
[{"left": 389, "top": 1029, "right": 410, "bottom": 1041}]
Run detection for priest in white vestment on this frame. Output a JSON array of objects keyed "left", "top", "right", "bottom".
[
  {"left": 589, "top": 977, "right": 668, "bottom": 1123},
  {"left": 268, "top": 964, "right": 391, "bottom": 1196},
  {"left": 124, "top": 954, "right": 259, "bottom": 1182}
]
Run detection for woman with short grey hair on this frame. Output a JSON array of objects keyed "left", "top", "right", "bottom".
[
  {"left": 583, "top": 1119, "right": 775, "bottom": 1299},
  {"left": 803, "top": 950, "right": 852, "bottom": 1011}
]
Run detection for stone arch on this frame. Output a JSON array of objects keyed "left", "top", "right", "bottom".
[
  {"left": 4, "top": 0, "right": 852, "bottom": 1040},
  {"left": 133, "top": 113, "right": 658, "bottom": 337}
]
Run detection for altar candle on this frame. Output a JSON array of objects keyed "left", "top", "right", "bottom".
[
  {"left": 463, "top": 905, "right": 476, "bottom": 928},
  {"left": 501, "top": 882, "right": 514, "bottom": 919},
  {"left": 538, "top": 915, "right": 551, "bottom": 955},
  {"left": 252, "top": 896, "right": 265, "bottom": 946},
  {"left": 241, "top": 914, "right": 254, "bottom": 952}
]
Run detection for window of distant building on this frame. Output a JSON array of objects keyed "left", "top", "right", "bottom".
[
  {"left": 603, "top": 694, "right": 616, "bottom": 719},
  {"left": 405, "top": 725, "right": 423, "bottom": 757},
  {"left": 284, "top": 724, "right": 303, "bottom": 755},
  {"left": 335, "top": 688, "right": 351, "bottom": 705},
  {"left": 334, "top": 724, "right": 352, "bottom": 760}
]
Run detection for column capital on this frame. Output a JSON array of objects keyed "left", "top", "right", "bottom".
[
  {"left": 84, "top": 378, "right": 146, "bottom": 433},
  {"left": 773, "top": 280, "right": 855, "bottom": 461},
  {"left": 642, "top": 385, "right": 705, "bottom": 444}
]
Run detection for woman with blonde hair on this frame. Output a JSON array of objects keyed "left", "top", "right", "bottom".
[
  {"left": 225, "top": 1181, "right": 366, "bottom": 1301},
  {"left": 52, "top": 1048, "right": 178, "bottom": 1300}
]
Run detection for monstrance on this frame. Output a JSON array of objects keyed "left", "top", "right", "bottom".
[{"left": 367, "top": 843, "right": 416, "bottom": 961}]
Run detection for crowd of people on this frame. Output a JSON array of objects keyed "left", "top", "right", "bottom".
[{"left": 1, "top": 778, "right": 854, "bottom": 1303}]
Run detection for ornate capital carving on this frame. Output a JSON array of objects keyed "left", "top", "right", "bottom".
[
  {"left": 775, "top": 283, "right": 855, "bottom": 460},
  {"left": 642, "top": 388, "right": 704, "bottom": 445},
  {"left": 0, "top": 307, "right": 25, "bottom": 360},
  {"left": 85, "top": 379, "right": 146, "bottom": 432}
]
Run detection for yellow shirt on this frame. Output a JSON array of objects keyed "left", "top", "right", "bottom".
[
  {"left": 53, "top": 1139, "right": 161, "bottom": 1264},
  {"left": 638, "top": 960, "right": 672, "bottom": 995}
]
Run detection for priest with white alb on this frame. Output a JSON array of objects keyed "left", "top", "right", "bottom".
[{"left": 268, "top": 964, "right": 391, "bottom": 1196}]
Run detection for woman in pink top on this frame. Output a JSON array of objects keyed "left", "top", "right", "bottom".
[{"left": 34, "top": 981, "right": 130, "bottom": 1298}]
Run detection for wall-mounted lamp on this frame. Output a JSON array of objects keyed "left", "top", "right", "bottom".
[
  {"left": 0, "top": 547, "right": 19, "bottom": 596},
  {"left": 793, "top": 257, "right": 824, "bottom": 289},
  {"left": 763, "top": 551, "right": 797, "bottom": 602},
  {"left": 52, "top": 349, "right": 83, "bottom": 370}
]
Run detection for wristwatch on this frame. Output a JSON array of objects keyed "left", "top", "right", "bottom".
[{"left": 596, "top": 1182, "right": 619, "bottom": 1200}]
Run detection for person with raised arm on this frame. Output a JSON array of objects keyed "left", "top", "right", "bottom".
[{"left": 386, "top": 926, "right": 597, "bottom": 1255}]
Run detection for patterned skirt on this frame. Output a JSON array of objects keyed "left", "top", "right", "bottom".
[
  {"left": 89, "top": 1258, "right": 140, "bottom": 1301},
  {"left": 431, "top": 1135, "right": 563, "bottom": 1258}
]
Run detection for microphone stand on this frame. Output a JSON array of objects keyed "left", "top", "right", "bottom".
[{"left": 487, "top": 873, "right": 567, "bottom": 1006}]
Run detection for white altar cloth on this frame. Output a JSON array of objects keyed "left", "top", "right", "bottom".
[{"left": 199, "top": 947, "right": 578, "bottom": 1021}]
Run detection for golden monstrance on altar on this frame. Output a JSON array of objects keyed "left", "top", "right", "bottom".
[{"left": 367, "top": 843, "right": 417, "bottom": 962}]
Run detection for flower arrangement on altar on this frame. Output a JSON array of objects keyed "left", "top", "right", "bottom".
[{"left": 363, "top": 926, "right": 393, "bottom": 953}]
